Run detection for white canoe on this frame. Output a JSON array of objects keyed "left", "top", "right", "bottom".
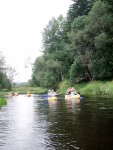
[{"left": 65, "top": 94, "right": 80, "bottom": 99}]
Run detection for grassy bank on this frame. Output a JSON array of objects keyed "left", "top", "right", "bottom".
[
  {"left": 57, "top": 80, "right": 113, "bottom": 97},
  {"left": 12, "top": 87, "right": 47, "bottom": 94},
  {"left": 0, "top": 98, "right": 7, "bottom": 108},
  {"left": 0, "top": 87, "right": 47, "bottom": 98},
  {"left": 1, "top": 80, "right": 113, "bottom": 98}
]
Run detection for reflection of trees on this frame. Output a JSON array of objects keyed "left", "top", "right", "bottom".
[
  {"left": 48, "top": 99, "right": 58, "bottom": 110},
  {"left": 45, "top": 99, "right": 82, "bottom": 149},
  {"left": 36, "top": 97, "right": 113, "bottom": 150},
  {"left": 65, "top": 99, "right": 80, "bottom": 113},
  {"left": 75, "top": 98, "right": 113, "bottom": 150}
]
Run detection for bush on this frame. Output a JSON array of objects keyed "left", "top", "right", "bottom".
[{"left": 0, "top": 98, "right": 7, "bottom": 107}]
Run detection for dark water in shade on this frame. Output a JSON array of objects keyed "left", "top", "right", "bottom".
[{"left": 0, "top": 95, "right": 113, "bottom": 150}]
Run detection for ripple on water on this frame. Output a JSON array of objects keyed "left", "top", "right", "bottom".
[{"left": 0, "top": 95, "right": 113, "bottom": 149}]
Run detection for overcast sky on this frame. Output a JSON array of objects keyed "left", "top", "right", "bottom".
[{"left": 0, "top": 0, "right": 72, "bottom": 82}]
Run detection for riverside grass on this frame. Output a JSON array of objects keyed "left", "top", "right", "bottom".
[
  {"left": 12, "top": 87, "right": 47, "bottom": 94},
  {"left": 0, "top": 98, "right": 7, "bottom": 107},
  {"left": 58, "top": 80, "right": 113, "bottom": 97},
  {"left": 1, "top": 80, "right": 113, "bottom": 98},
  {"left": 0, "top": 87, "right": 47, "bottom": 98}
]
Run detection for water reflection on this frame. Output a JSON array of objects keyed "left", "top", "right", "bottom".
[
  {"left": 0, "top": 95, "right": 48, "bottom": 150},
  {"left": 48, "top": 99, "right": 57, "bottom": 110},
  {"left": 65, "top": 98, "right": 80, "bottom": 113},
  {"left": 0, "top": 95, "right": 113, "bottom": 149}
]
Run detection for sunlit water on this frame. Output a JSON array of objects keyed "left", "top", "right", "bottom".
[{"left": 0, "top": 95, "right": 113, "bottom": 150}]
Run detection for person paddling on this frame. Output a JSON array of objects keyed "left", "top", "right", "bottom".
[
  {"left": 47, "top": 89, "right": 57, "bottom": 97},
  {"left": 70, "top": 87, "right": 78, "bottom": 96}
]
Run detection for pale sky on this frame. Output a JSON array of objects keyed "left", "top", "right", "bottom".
[{"left": 0, "top": 0, "right": 72, "bottom": 82}]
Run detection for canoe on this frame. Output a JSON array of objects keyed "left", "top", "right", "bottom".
[
  {"left": 14, "top": 93, "right": 18, "bottom": 96},
  {"left": 65, "top": 94, "right": 80, "bottom": 99},
  {"left": 11, "top": 93, "right": 18, "bottom": 96},
  {"left": 48, "top": 97, "right": 57, "bottom": 100},
  {"left": 26, "top": 94, "right": 31, "bottom": 97}
]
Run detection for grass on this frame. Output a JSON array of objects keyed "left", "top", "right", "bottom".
[
  {"left": 1, "top": 80, "right": 113, "bottom": 98},
  {"left": 57, "top": 79, "right": 71, "bottom": 94},
  {"left": 0, "top": 87, "right": 47, "bottom": 98},
  {"left": 0, "top": 98, "right": 7, "bottom": 108},
  {"left": 58, "top": 80, "right": 113, "bottom": 97},
  {"left": 12, "top": 87, "right": 47, "bottom": 94}
]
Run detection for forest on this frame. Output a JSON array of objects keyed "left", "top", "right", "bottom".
[
  {"left": 31, "top": 0, "right": 113, "bottom": 89},
  {"left": 0, "top": 0, "right": 113, "bottom": 91}
]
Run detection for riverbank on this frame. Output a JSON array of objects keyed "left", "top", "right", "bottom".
[
  {"left": 0, "top": 87, "right": 47, "bottom": 98},
  {"left": 12, "top": 87, "right": 47, "bottom": 95},
  {"left": 1, "top": 80, "right": 113, "bottom": 98},
  {"left": 0, "top": 98, "right": 7, "bottom": 108},
  {"left": 57, "top": 80, "right": 113, "bottom": 98}
]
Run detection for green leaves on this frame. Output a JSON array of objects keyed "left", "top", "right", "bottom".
[
  {"left": 0, "top": 52, "right": 12, "bottom": 90},
  {"left": 32, "top": 0, "right": 113, "bottom": 88},
  {"left": 94, "top": 32, "right": 108, "bottom": 49}
]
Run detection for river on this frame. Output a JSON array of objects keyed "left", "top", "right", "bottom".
[{"left": 0, "top": 95, "right": 113, "bottom": 150}]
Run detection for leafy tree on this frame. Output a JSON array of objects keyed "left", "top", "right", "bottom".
[
  {"left": 70, "top": 0, "right": 113, "bottom": 82},
  {"left": 0, "top": 52, "right": 12, "bottom": 90},
  {"left": 32, "top": 0, "right": 113, "bottom": 87},
  {"left": 32, "top": 56, "right": 45, "bottom": 86},
  {"left": 66, "top": 0, "right": 96, "bottom": 31},
  {"left": 42, "top": 15, "right": 74, "bottom": 80},
  {"left": 70, "top": 58, "right": 87, "bottom": 83},
  {"left": 32, "top": 55, "right": 62, "bottom": 89},
  {"left": 86, "top": 0, "right": 113, "bottom": 79}
]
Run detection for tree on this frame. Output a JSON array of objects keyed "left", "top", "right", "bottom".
[
  {"left": 32, "top": 55, "right": 62, "bottom": 89},
  {"left": 70, "top": 0, "right": 113, "bottom": 82},
  {"left": 0, "top": 52, "right": 12, "bottom": 90},
  {"left": 66, "top": 0, "right": 96, "bottom": 32}
]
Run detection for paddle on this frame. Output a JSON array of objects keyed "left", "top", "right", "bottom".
[{"left": 41, "top": 94, "right": 48, "bottom": 99}]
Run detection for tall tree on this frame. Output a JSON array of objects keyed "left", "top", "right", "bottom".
[
  {"left": 70, "top": 0, "right": 113, "bottom": 82},
  {"left": 66, "top": 0, "right": 96, "bottom": 31},
  {"left": 0, "top": 52, "right": 12, "bottom": 90},
  {"left": 42, "top": 15, "right": 73, "bottom": 79}
]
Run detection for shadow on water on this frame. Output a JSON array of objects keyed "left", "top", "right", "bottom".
[{"left": 0, "top": 94, "right": 113, "bottom": 150}]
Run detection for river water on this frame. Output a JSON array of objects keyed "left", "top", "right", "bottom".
[{"left": 0, "top": 95, "right": 113, "bottom": 150}]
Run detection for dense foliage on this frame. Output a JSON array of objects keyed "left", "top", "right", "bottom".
[
  {"left": 0, "top": 98, "right": 7, "bottom": 107},
  {"left": 31, "top": 0, "right": 113, "bottom": 89},
  {"left": 0, "top": 52, "right": 12, "bottom": 90}
]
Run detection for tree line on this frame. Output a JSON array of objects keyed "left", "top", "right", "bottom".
[
  {"left": 0, "top": 52, "right": 15, "bottom": 90},
  {"left": 31, "top": 0, "right": 113, "bottom": 89}
]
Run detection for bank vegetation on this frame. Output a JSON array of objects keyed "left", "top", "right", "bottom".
[
  {"left": 1, "top": 0, "right": 113, "bottom": 98},
  {"left": 30, "top": 0, "right": 113, "bottom": 95}
]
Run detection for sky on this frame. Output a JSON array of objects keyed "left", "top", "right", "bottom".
[{"left": 0, "top": 0, "right": 72, "bottom": 82}]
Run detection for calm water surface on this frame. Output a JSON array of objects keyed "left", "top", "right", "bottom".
[{"left": 0, "top": 95, "right": 113, "bottom": 150}]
